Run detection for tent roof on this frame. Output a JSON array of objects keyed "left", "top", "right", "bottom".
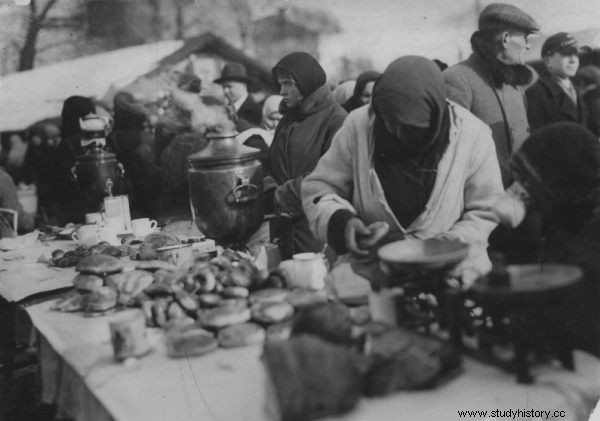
[
  {"left": 0, "top": 32, "right": 275, "bottom": 133},
  {"left": 145, "top": 32, "right": 275, "bottom": 91},
  {"left": 0, "top": 41, "right": 183, "bottom": 132}
]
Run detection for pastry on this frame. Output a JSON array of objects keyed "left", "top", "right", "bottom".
[
  {"left": 118, "top": 270, "right": 154, "bottom": 306},
  {"left": 292, "top": 302, "right": 353, "bottom": 345},
  {"left": 198, "top": 304, "right": 251, "bottom": 328},
  {"left": 76, "top": 254, "right": 123, "bottom": 276},
  {"left": 73, "top": 273, "right": 104, "bottom": 293},
  {"left": 197, "top": 293, "right": 221, "bottom": 308},
  {"left": 218, "top": 322, "right": 266, "bottom": 348},
  {"left": 166, "top": 326, "right": 218, "bottom": 358},
  {"left": 222, "top": 286, "right": 249, "bottom": 299},
  {"left": 248, "top": 288, "right": 288, "bottom": 305},
  {"left": 136, "top": 260, "right": 178, "bottom": 272},
  {"left": 86, "top": 286, "right": 118, "bottom": 312},
  {"left": 251, "top": 302, "right": 294, "bottom": 324},
  {"left": 266, "top": 321, "right": 293, "bottom": 342},
  {"left": 52, "top": 293, "right": 85, "bottom": 312},
  {"left": 286, "top": 289, "right": 328, "bottom": 308}
]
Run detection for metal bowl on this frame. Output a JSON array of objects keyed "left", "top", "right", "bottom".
[{"left": 377, "top": 238, "right": 470, "bottom": 272}]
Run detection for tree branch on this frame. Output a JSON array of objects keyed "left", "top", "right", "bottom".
[{"left": 38, "top": 0, "right": 59, "bottom": 21}]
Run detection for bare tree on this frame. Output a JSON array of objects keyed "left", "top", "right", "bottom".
[{"left": 18, "top": 0, "right": 59, "bottom": 71}]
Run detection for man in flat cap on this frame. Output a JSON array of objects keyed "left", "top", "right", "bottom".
[
  {"left": 443, "top": 3, "right": 541, "bottom": 264},
  {"left": 214, "top": 62, "right": 262, "bottom": 126},
  {"left": 526, "top": 32, "right": 586, "bottom": 131},
  {"left": 444, "top": 3, "right": 540, "bottom": 187}
]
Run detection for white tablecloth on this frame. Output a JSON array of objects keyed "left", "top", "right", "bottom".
[
  {"left": 26, "top": 298, "right": 600, "bottom": 421},
  {"left": 0, "top": 240, "right": 76, "bottom": 302}
]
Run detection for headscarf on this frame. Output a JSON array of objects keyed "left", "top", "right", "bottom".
[
  {"left": 372, "top": 56, "right": 447, "bottom": 155},
  {"left": 272, "top": 52, "right": 326, "bottom": 98},
  {"left": 332, "top": 81, "right": 356, "bottom": 105},
  {"left": 510, "top": 122, "right": 600, "bottom": 229},
  {"left": 60, "top": 96, "right": 95, "bottom": 138},
  {"left": 371, "top": 56, "right": 450, "bottom": 227},
  {"left": 343, "top": 71, "right": 380, "bottom": 112}
]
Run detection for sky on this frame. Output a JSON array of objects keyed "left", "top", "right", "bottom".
[{"left": 282, "top": 0, "right": 600, "bottom": 74}]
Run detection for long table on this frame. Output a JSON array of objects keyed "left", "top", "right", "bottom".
[
  {"left": 5, "top": 239, "right": 600, "bottom": 420},
  {"left": 26, "top": 296, "right": 600, "bottom": 421}
]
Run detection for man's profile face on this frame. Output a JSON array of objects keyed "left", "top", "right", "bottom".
[
  {"left": 498, "top": 29, "right": 531, "bottom": 65},
  {"left": 221, "top": 81, "right": 248, "bottom": 104}
]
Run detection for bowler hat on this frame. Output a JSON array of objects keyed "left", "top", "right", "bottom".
[
  {"left": 479, "top": 3, "right": 540, "bottom": 34},
  {"left": 214, "top": 62, "right": 252, "bottom": 85},
  {"left": 542, "top": 32, "right": 579, "bottom": 57}
]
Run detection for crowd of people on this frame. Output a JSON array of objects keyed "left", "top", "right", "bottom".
[{"left": 1, "top": 2, "right": 599, "bottom": 354}]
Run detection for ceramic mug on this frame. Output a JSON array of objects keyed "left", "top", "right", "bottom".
[
  {"left": 156, "top": 244, "right": 192, "bottom": 267},
  {"left": 71, "top": 224, "right": 99, "bottom": 246},
  {"left": 109, "top": 309, "right": 150, "bottom": 361},
  {"left": 97, "top": 225, "right": 120, "bottom": 246},
  {"left": 85, "top": 212, "right": 104, "bottom": 225},
  {"left": 290, "top": 252, "right": 328, "bottom": 290},
  {"left": 131, "top": 218, "right": 158, "bottom": 237}
]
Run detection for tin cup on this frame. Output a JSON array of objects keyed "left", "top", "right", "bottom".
[{"left": 108, "top": 309, "right": 150, "bottom": 361}]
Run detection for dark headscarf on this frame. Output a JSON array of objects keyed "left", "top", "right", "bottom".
[
  {"left": 371, "top": 56, "right": 450, "bottom": 227},
  {"left": 60, "top": 96, "right": 95, "bottom": 138},
  {"left": 272, "top": 52, "right": 326, "bottom": 99},
  {"left": 343, "top": 70, "right": 380, "bottom": 112},
  {"left": 511, "top": 122, "right": 600, "bottom": 229}
]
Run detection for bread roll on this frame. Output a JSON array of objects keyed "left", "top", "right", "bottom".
[
  {"left": 218, "top": 322, "right": 265, "bottom": 348},
  {"left": 198, "top": 305, "right": 251, "bottom": 328},
  {"left": 73, "top": 273, "right": 104, "bottom": 293},
  {"left": 251, "top": 302, "right": 294, "bottom": 324},
  {"left": 248, "top": 288, "right": 288, "bottom": 305}
]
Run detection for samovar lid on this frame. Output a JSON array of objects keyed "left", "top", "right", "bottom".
[{"left": 188, "top": 131, "right": 261, "bottom": 167}]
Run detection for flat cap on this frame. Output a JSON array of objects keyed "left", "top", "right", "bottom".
[
  {"left": 479, "top": 3, "right": 540, "bottom": 34},
  {"left": 542, "top": 32, "right": 579, "bottom": 57}
]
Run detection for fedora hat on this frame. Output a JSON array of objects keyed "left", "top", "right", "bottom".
[{"left": 214, "top": 62, "right": 252, "bottom": 85}]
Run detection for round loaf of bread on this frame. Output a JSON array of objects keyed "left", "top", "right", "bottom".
[
  {"left": 218, "top": 322, "right": 265, "bottom": 348},
  {"left": 76, "top": 254, "right": 123, "bottom": 276},
  {"left": 251, "top": 302, "right": 294, "bottom": 324},
  {"left": 73, "top": 273, "right": 104, "bottom": 293},
  {"left": 198, "top": 305, "right": 251, "bottom": 328},
  {"left": 248, "top": 288, "right": 288, "bottom": 305}
]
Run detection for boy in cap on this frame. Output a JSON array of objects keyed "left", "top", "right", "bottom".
[
  {"left": 526, "top": 32, "right": 585, "bottom": 131},
  {"left": 443, "top": 3, "right": 541, "bottom": 264},
  {"left": 214, "top": 62, "right": 262, "bottom": 126}
]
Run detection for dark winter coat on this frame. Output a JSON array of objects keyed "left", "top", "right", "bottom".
[
  {"left": 270, "top": 84, "right": 347, "bottom": 258},
  {"left": 526, "top": 75, "right": 586, "bottom": 132},
  {"left": 237, "top": 96, "right": 263, "bottom": 127}
]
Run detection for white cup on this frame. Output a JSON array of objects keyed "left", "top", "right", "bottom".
[
  {"left": 85, "top": 212, "right": 104, "bottom": 225},
  {"left": 71, "top": 224, "right": 99, "bottom": 246},
  {"left": 98, "top": 225, "right": 120, "bottom": 246},
  {"left": 369, "top": 288, "right": 403, "bottom": 326},
  {"left": 132, "top": 218, "right": 158, "bottom": 237},
  {"left": 289, "top": 252, "right": 328, "bottom": 290}
]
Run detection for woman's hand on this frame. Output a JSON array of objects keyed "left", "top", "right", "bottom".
[{"left": 344, "top": 219, "right": 389, "bottom": 256}]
